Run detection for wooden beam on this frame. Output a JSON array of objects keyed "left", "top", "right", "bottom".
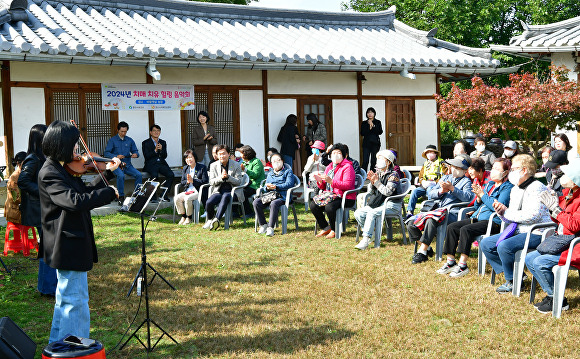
[
  {"left": 1, "top": 61, "right": 14, "bottom": 172},
  {"left": 435, "top": 75, "right": 441, "bottom": 153},
  {"left": 262, "top": 70, "right": 269, "bottom": 153},
  {"left": 146, "top": 74, "right": 155, "bottom": 128},
  {"left": 357, "top": 71, "right": 363, "bottom": 163}
]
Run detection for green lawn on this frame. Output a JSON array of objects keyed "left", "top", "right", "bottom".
[{"left": 1, "top": 209, "right": 579, "bottom": 358}]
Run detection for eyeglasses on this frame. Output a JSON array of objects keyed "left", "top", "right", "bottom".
[{"left": 510, "top": 166, "right": 523, "bottom": 172}]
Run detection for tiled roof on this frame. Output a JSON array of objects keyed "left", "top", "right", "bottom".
[
  {"left": 0, "top": 0, "right": 503, "bottom": 76},
  {"left": 491, "top": 16, "right": 580, "bottom": 55}
]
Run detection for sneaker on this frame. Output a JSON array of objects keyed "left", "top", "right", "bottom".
[
  {"left": 266, "top": 227, "right": 275, "bottom": 237},
  {"left": 537, "top": 297, "right": 569, "bottom": 314},
  {"left": 201, "top": 212, "right": 207, "bottom": 219},
  {"left": 355, "top": 236, "right": 371, "bottom": 250},
  {"left": 436, "top": 261, "right": 457, "bottom": 274},
  {"left": 258, "top": 224, "right": 268, "bottom": 234},
  {"left": 534, "top": 295, "right": 551, "bottom": 308},
  {"left": 412, "top": 252, "right": 429, "bottom": 264},
  {"left": 178, "top": 217, "right": 186, "bottom": 225},
  {"left": 117, "top": 196, "right": 125, "bottom": 206},
  {"left": 182, "top": 218, "right": 191, "bottom": 225},
  {"left": 202, "top": 220, "right": 212, "bottom": 229},
  {"left": 496, "top": 281, "right": 513, "bottom": 294},
  {"left": 161, "top": 197, "right": 170, "bottom": 202},
  {"left": 210, "top": 218, "right": 220, "bottom": 231},
  {"left": 449, "top": 265, "right": 469, "bottom": 278}
]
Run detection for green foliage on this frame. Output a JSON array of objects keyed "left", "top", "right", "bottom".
[{"left": 440, "top": 121, "right": 461, "bottom": 144}]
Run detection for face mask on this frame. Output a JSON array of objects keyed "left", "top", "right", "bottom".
[
  {"left": 267, "top": 155, "right": 272, "bottom": 162},
  {"left": 426, "top": 153, "right": 437, "bottom": 161},
  {"left": 451, "top": 168, "right": 465, "bottom": 178},
  {"left": 490, "top": 169, "right": 506, "bottom": 182},
  {"left": 542, "top": 157, "right": 549, "bottom": 164},
  {"left": 272, "top": 161, "right": 283, "bottom": 171},
  {"left": 313, "top": 149, "right": 320, "bottom": 156},
  {"left": 508, "top": 169, "right": 523, "bottom": 185},
  {"left": 331, "top": 154, "right": 343, "bottom": 164},
  {"left": 376, "top": 158, "right": 387, "bottom": 170},
  {"left": 476, "top": 145, "right": 485, "bottom": 153},
  {"left": 235, "top": 151, "right": 242, "bottom": 158},
  {"left": 504, "top": 150, "right": 515, "bottom": 158},
  {"left": 560, "top": 175, "right": 575, "bottom": 189}
]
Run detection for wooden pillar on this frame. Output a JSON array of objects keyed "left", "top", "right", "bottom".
[
  {"left": 147, "top": 74, "right": 155, "bottom": 129},
  {"left": 1, "top": 60, "right": 14, "bottom": 172},
  {"left": 356, "top": 71, "right": 363, "bottom": 162},
  {"left": 435, "top": 75, "right": 441, "bottom": 151},
  {"left": 262, "top": 70, "right": 269, "bottom": 154}
]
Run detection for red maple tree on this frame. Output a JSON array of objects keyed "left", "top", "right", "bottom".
[{"left": 436, "top": 66, "right": 580, "bottom": 157}]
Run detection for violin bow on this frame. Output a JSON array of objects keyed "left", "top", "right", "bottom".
[{"left": 69, "top": 119, "right": 110, "bottom": 186}]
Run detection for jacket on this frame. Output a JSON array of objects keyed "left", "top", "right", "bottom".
[
  {"left": 418, "top": 158, "right": 444, "bottom": 182},
  {"left": 179, "top": 163, "right": 209, "bottom": 192},
  {"left": 360, "top": 119, "right": 383, "bottom": 148},
  {"left": 469, "top": 149, "right": 496, "bottom": 171},
  {"left": 208, "top": 159, "right": 245, "bottom": 202},
  {"left": 265, "top": 166, "right": 295, "bottom": 201},
  {"left": 104, "top": 134, "right": 139, "bottom": 167},
  {"left": 306, "top": 123, "right": 327, "bottom": 145},
  {"left": 427, "top": 174, "right": 475, "bottom": 222},
  {"left": 321, "top": 154, "right": 363, "bottom": 178},
  {"left": 555, "top": 188, "right": 580, "bottom": 267},
  {"left": 498, "top": 179, "right": 551, "bottom": 234},
  {"left": 366, "top": 168, "right": 401, "bottom": 208},
  {"left": 277, "top": 125, "right": 300, "bottom": 159},
  {"left": 17, "top": 153, "right": 44, "bottom": 227},
  {"left": 471, "top": 180, "right": 513, "bottom": 223},
  {"left": 142, "top": 137, "right": 169, "bottom": 171},
  {"left": 39, "top": 158, "right": 116, "bottom": 271},
  {"left": 5, "top": 167, "right": 22, "bottom": 224},
  {"left": 192, "top": 124, "right": 218, "bottom": 163},
  {"left": 318, "top": 158, "right": 356, "bottom": 200},
  {"left": 243, "top": 157, "right": 266, "bottom": 190}
]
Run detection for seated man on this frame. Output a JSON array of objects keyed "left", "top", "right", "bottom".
[
  {"left": 142, "top": 124, "right": 174, "bottom": 201},
  {"left": 408, "top": 156, "right": 474, "bottom": 264},
  {"left": 406, "top": 145, "right": 444, "bottom": 219},
  {"left": 354, "top": 150, "right": 402, "bottom": 250},
  {"left": 104, "top": 121, "right": 142, "bottom": 205},
  {"left": 203, "top": 144, "right": 244, "bottom": 230}
]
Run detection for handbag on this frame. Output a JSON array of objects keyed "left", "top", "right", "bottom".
[
  {"left": 536, "top": 234, "right": 577, "bottom": 255},
  {"left": 313, "top": 191, "right": 339, "bottom": 206},
  {"left": 420, "top": 200, "right": 439, "bottom": 212},
  {"left": 260, "top": 190, "right": 280, "bottom": 205},
  {"left": 495, "top": 185, "right": 529, "bottom": 247}
]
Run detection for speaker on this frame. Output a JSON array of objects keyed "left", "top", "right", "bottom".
[{"left": 0, "top": 316, "right": 36, "bottom": 359}]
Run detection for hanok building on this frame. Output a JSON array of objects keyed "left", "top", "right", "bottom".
[
  {"left": 491, "top": 15, "right": 580, "bottom": 155},
  {"left": 0, "top": 0, "right": 513, "bottom": 171}
]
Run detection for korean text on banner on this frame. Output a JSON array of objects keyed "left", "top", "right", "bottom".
[{"left": 101, "top": 84, "right": 195, "bottom": 111}]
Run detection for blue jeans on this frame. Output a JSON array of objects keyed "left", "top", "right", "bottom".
[
  {"left": 38, "top": 258, "right": 57, "bottom": 296},
  {"left": 480, "top": 232, "right": 541, "bottom": 281},
  {"left": 113, "top": 164, "right": 143, "bottom": 197},
  {"left": 282, "top": 155, "right": 293, "bottom": 169},
  {"left": 49, "top": 270, "right": 90, "bottom": 343},
  {"left": 525, "top": 250, "right": 560, "bottom": 297},
  {"left": 407, "top": 187, "right": 427, "bottom": 213}
]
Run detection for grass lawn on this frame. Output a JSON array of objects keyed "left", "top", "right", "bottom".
[{"left": 1, "top": 208, "right": 579, "bottom": 358}]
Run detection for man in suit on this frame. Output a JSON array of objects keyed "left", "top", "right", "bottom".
[
  {"left": 104, "top": 121, "right": 142, "bottom": 205},
  {"left": 142, "top": 124, "right": 174, "bottom": 201},
  {"left": 203, "top": 144, "right": 244, "bottom": 230}
]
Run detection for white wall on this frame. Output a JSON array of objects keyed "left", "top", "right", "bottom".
[
  {"left": 11, "top": 87, "right": 45, "bottom": 155},
  {"left": 332, "top": 100, "right": 360, "bottom": 162},
  {"left": 552, "top": 53, "right": 578, "bottom": 82},
  {"left": 415, "top": 99, "right": 438, "bottom": 165},
  {"left": 10, "top": 62, "right": 145, "bottom": 83},
  {"left": 118, "top": 111, "right": 149, "bottom": 169},
  {"left": 363, "top": 73, "right": 436, "bottom": 96},
  {"left": 153, "top": 111, "right": 182, "bottom": 167},
  {"left": 156, "top": 67, "right": 261, "bottom": 86},
  {"left": 239, "top": 90, "right": 265, "bottom": 160},
  {"left": 362, "top": 99, "right": 386, "bottom": 153},
  {"left": 268, "top": 71, "right": 356, "bottom": 95},
  {"left": 268, "top": 99, "right": 296, "bottom": 151}
]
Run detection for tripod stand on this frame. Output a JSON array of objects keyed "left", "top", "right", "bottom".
[
  {"left": 0, "top": 256, "right": 10, "bottom": 274},
  {"left": 119, "top": 181, "right": 178, "bottom": 352}
]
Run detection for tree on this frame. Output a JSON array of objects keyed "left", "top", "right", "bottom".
[{"left": 436, "top": 67, "right": 580, "bottom": 157}]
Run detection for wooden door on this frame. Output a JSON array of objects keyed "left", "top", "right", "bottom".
[
  {"left": 298, "top": 99, "right": 332, "bottom": 161},
  {"left": 386, "top": 99, "right": 415, "bottom": 165}
]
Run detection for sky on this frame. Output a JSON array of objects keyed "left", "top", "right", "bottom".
[{"left": 248, "top": 0, "right": 348, "bottom": 13}]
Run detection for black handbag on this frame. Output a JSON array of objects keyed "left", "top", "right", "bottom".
[
  {"left": 536, "top": 234, "right": 577, "bottom": 255},
  {"left": 260, "top": 190, "right": 281, "bottom": 205},
  {"left": 420, "top": 200, "right": 439, "bottom": 212}
]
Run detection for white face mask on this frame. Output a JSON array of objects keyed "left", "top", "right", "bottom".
[
  {"left": 331, "top": 154, "right": 343, "bottom": 164},
  {"left": 476, "top": 145, "right": 486, "bottom": 153},
  {"left": 272, "top": 161, "right": 283, "bottom": 171},
  {"left": 508, "top": 168, "right": 523, "bottom": 185},
  {"left": 267, "top": 155, "right": 272, "bottom": 162},
  {"left": 426, "top": 153, "right": 437, "bottom": 161},
  {"left": 504, "top": 150, "right": 515, "bottom": 158},
  {"left": 490, "top": 169, "right": 507, "bottom": 182},
  {"left": 235, "top": 151, "right": 242, "bottom": 158},
  {"left": 376, "top": 158, "right": 387, "bottom": 170},
  {"left": 452, "top": 168, "right": 465, "bottom": 178}
]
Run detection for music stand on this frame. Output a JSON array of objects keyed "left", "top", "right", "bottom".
[{"left": 119, "top": 179, "right": 178, "bottom": 352}]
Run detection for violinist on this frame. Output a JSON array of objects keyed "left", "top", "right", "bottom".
[{"left": 38, "top": 121, "right": 120, "bottom": 343}]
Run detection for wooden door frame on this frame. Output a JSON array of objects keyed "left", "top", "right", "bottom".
[
  {"left": 385, "top": 97, "right": 416, "bottom": 166},
  {"left": 297, "top": 98, "right": 333, "bottom": 160}
]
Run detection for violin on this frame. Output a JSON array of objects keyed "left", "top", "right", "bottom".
[{"left": 65, "top": 151, "right": 126, "bottom": 177}]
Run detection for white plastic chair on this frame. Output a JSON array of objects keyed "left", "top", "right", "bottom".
[
  {"left": 550, "top": 237, "right": 580, "bottom": 318},
  {"left": 303, "top": 170, "right": 315, "bottom": 211},
  {"left": 334, "top": 173, "right": 366, "bottom": 239},
  {"left": 223, "top": 173, "right": 250, "bottom": 230},
  {"left": 254, "top": 175, "right": 301, "bottom": 234},
  {"left": 402, "top": 169, "right": 412, "bottom": 181},
  {"left": 172, "top": 183, "right": 201, "bottom": 224},
  {"left": 355, "top": 178, "right": 411, "bottom": 248}
]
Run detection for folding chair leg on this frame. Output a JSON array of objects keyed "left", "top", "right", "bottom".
[
  {"left": 399, "top": 215, "right": 407, "bottom": 245},
  {"left": 335, "top": 209, "right": 343, "bottom": 239},
  {"left": 529, "top": 277, "right": 537, "bottom": 304},
  {"left": 478, "top": 245, "right": 487, "bottom": 276},
  {"left": 512, "top": 250, "right": 525, "bottom": 297},
  {"left": 490, "top": 270, "right": 496, "bottom": 285},
  {"left": 386, "top": 219, "right": 393, "bottom": 241},
  {"left": 552, "top": 266, "right": 569, "bottom": 318},
  {"left": 292, "top": 205, "right": 298, "bottom": 230},
  {"left": 280, "top": 206, "right": 288, "bottom": 235}
]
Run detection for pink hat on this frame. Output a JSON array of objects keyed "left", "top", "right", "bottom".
[{"left": 311, "top": 140, "right": 326, "bottom": 150}]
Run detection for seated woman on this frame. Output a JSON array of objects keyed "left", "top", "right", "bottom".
[
  {"left": 525, "top": 159, "right": 580, "bottom": 313},
  {"left": 261, "top": 147, "right": 278, "bottom": 170},
  {"left": 310, "top": 143, "right": 355, "bottom": 239},
  {"left": 240, "top": 145, "right": 265, "bottom": 216},
  {"left": 467, "top": 157, "right": 491, "bottom": 206},
  {"left": 253, "top": 153, "right": 296, "bottom": 237},
  {"left": 409, "top": 155, "right": 474, "bottom": 264},
  {"left": 480, "top": 154, "right": 551, "bottom": 293},
  {"left": 354, "top": 150, "right": 402, "bottom": 250},
  {"left": 175, "top": 149, "right": 208, "bottom": 225},
  {"left": 438, "top": 158, "right": 513, "bottom": 277}
]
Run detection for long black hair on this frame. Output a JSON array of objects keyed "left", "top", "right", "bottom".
[
  {"left": 27, "top": 124, "right": 47, "bottom": 160},
  {"left": 42, "top": 121, "right": 80, "bottom": 163},
  {"left": 284, "top": 114, "right": 297, "bottom": 127},
  {"left": 307, "top": 113, "right": 319, "bottom": 132}
]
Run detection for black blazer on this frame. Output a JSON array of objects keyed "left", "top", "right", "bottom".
[
  {"left": 17, "top": 153, "right": 44, "bottom": 227},
  {"left": 39, "top": 158, "right": 116, "bottom": 271},
  {"left": 142, "top": 137, "right": 169, "bottom": 171},
  {"left": 277, "top": 125, "right": 300, "bottom": 159},
  {"left": 360, "top": 119, "right": 383, "bottom": 148},
  {"left": 179, "top": 163, "right": 209, "bottom": 191}
]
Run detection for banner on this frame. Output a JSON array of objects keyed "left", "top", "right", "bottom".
[{"left": 101, "top": 84, "right": 195, "bottom": 111}]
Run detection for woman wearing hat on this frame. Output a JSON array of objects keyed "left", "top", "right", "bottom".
[
  {"left": 525, "top": 158, "right": 580, "bottom": 313},
  {"left": 354, "top": 150, "right": 402, "bottom": 250},
  {"left": 360, "top": 107, "right": 383, "bottom": 172},
  {"left": 406, "top": 145, "right": 444, "bottom": 218},
  {"left": 502, "top": 140, "right": 519, "bottom": 160},
  {"left": 470, "top": 137, "right": 496, "bottom": 171}
]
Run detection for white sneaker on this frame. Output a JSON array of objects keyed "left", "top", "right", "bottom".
[
  {"left": 210, "top": 218, "right": 220, "bottom": 231},
  {"left": 266, "top": 227, "right": 275, "bottom": 236},
  {"left": 202, "top": 220, "right": 212, "bottom": 229},
  {"left": 449, "top": 265, "right": 469, "bottom": 278},
  {"left": 258, "top": 224, "right": 268, "bottom": 234},
  {"left": 182, "top": 218, "right": 191, "bottom": 225},
  {"left": 178, "top": 217, "right": 186, "bottom": 225},
  {"left": 355, "top": 236, "right": 371, "bottom": 250},
  {"left": 436, "top": 262, "right": 457, "bottom": 275}
]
